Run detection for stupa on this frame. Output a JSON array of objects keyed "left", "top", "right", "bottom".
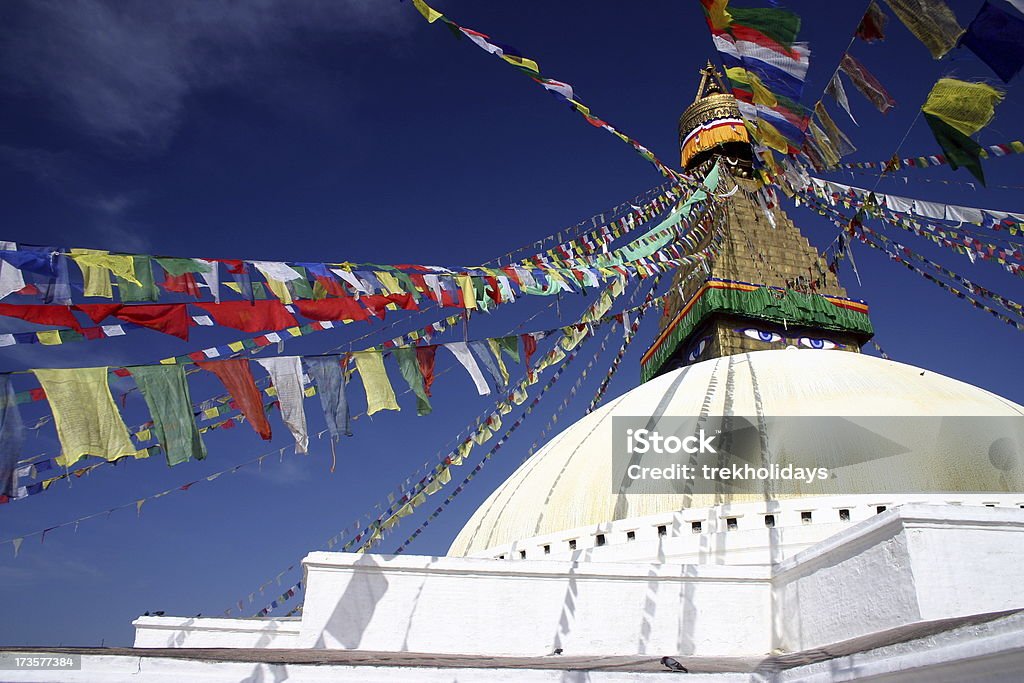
[{"left": 11, "top": 64, "right": 1023, "bottom": 683}]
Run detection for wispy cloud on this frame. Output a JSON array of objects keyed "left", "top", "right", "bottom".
[
  {"left": 0, "top": 0, "right": 409, "bottom": 148},
  {"left": 0, "top": 554, "right": 105, "bottom": 587}
]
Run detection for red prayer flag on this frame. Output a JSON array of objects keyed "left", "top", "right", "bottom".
[
  {"left": 114, "top": 304, "right": 191, "bottom": 340},
  {"left": 74, "top": 303, "right": 122, "bottom": 323},
  {"left": 195, "top": 359, "right": 272, "bottom": 440},
  {"left": 0, "top": 303, "right": 84, "bottom": 332},
  {"left": 294, "top": 297, "right": 369, "bottom": 322},
  {"left": 521, "top": 333, "right": 538, "bottom": 377},
  {"left": 194, "top": 300, "right": 298, "bottom": 333},
  {"left": 416, "top": 346, "right": 437, "bottom": 397},
  {"left": 162, "top": 272, "right": 202, "bottom": 297}
]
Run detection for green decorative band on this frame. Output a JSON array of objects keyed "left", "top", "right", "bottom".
[{"left": 640, "top": 279, "right": 873, "bottom": 382}]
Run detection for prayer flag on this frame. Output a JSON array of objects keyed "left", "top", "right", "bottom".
[
  {"left": 961, "top": 1, "right": 1024, "bottom": 83},
  {"left": 117, "top": 256, "right": 159, "bottom": 302},
  {"left": 129, "top": 365, "right": 206, "bottom": 466},
  {"left": 444, "top": 342, "right": 490, "bottom": 395},
  {"left": 256, "top": 357, "right": 309, "bottom": 453},
  {"left": 0, "top": 377, "right": 24, "bottom": 498},
  {"left": 34, "top": 367, "right": 140, "bottom": 466},
  {"left": 922, "top": 78, "right": 1003, "bottom": 136},
  {"left": 416, "top": 346, "right": 437, "bottom": 397},
  {"left": 857, "top": 1, "right": 889, "bottom": 42},
  {"left": 469, "top": 340, "right": 506, "bottom": 390},
  {"left": 196, "top": 359, "right": 272, "bottom": 440},
  {"left": 353, "top": 351, "right": 400, "bottom": 415},
  {"left": 393, "top": 348, "right": 432, "bottom": 416},
  {"left": 0, "top": 304, "right": 83, "bottom": 331},
  {"left": 839, "top": 54, "right": 895, "bottom": 113},
  {"left": 923, "top": 112, "right": 986, "bottom": 184},
  {"left": 194, "top": 300, "right": 298, "bottom": 333},
  {"left": 302, "top": 357, "right": 351, "bottom": 439},
  {"left": 882, "top": 0, "right": 964, "bottom": 59}
]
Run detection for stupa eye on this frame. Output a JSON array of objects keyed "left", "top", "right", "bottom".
[
  {"left": 741, "top": 328, "right": 782, "bottom": 343},
  {"left": 687, "top": 336, "right": 710, "bottom": 362},
  {"left": 799, "top": 337, "right": 837, "bottom": 350}
]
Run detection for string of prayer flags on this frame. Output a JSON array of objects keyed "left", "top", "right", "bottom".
[
  {"left": 834, "top": 139, "right": 1024, "bottom": 171},
  {"left": 921, "top": 78, "right": 1004, "bottom": 185},
  {"left": 960, "top": 1, "right": 1024, "bottom": 83},
  {"left": 256, "top": 357, "right": 309, "bottom": 454},
  {"left": 301, "top": 357, "right": 352, "bottom": 439},
  {"left": 33, "top": 367, "right": 141, "bottom": 467},
  {"left": 403, "top": 0, "right": 681, "bottom": 180},
  {"left": 0, "top": 377, "right": 23, "bottom": 500},
  {"left": 128, "top": 365, "right": 206, "bottom": 466},
  {"left": 352, "top": 351, "right": 400, "bottom": 416},
  {"left": 196, "top": 359, "right": 273, "bottom": 440},
  {"left": 881, "top": 0, "right": 963, "bottom": 59},
  {"left": 704, "top": 0, "right": 812, "bottom": 150},
  {"left": 856, "top": 1, "right": 889, "bottom": 42},
  {"left": 839, "top": 54, "right": 895, "bottom": 114},
  {"left": 445, "top": 341, "right": 491, "bottom": 396},
  {"left": 393, "top": 348, "right": 432, "bottom": 417}
]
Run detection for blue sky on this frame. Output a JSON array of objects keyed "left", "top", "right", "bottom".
[{"left": 0, "top": 0, "right": 1022, "bottom": 646}]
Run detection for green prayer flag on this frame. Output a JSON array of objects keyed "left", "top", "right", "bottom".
[
  {"left": 117, "top": 256, "right": 159, "bottom": 302},
  {"left": 285, "top": 266, "right": 314, "bottom": 300},
  {"left": 729, "top": 6, "right": 801, "bottom": 47},
  {"left": 393, "top": 347, "right": 432, "bottom": 416},
  {"left": 129, "top": 365, "right": 207, "bottom": 466},
  {"left": 495, "top": 336, "right": 521, "bottom": 364},
  {"left": 155, "top": 257, "right": 211, "bottom": 276},
  {"left": 923, "top": 112, "right": 986, "bottom": 185}
]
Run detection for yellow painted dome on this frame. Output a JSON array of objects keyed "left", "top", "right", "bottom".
[{"left": 449, "top": 349, "right": 1024, "bottom": 556}]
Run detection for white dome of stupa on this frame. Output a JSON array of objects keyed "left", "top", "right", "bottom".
[{"left": 449, "top": 349, "right": 1024, "bottom": 556}]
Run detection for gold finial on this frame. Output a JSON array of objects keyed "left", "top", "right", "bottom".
[{"left": 693, "top": 61, "right": 727, "bottom": 103}]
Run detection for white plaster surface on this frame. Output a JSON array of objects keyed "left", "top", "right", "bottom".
[{"left": 132, "top": 502, "right": 1024, "bottom": 664}]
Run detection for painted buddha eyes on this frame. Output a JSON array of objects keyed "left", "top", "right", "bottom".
[
  {"left": 687, "top": 336, "right": 710, "bottom": 362},
  {"left": 741, "top": 328, "right": 783, "bottom": 343},
  {"left": 737, "top": 327, "right": 842, "bottom": 350},
  {"left": 798, "top": 337, "right": 837, "bottom": 350}
]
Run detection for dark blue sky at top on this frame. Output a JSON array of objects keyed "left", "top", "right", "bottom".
[{"left": 0, "top": 0, "right": 1021, "bottom": 647}]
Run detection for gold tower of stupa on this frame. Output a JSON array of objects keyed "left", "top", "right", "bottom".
[{"left": 640, "top": 64, "right": 873, "bottom": 381}]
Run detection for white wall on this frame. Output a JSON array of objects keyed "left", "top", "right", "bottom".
[
  {"left": 296, "top": 552, "right": 772, "bottom": 656},
  {"left": 132, "top": 501, "right": 1024, "bottom": 661}
]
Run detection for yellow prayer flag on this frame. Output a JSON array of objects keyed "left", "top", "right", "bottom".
[
  {"left": 228, "top": 341, "right": 245, "bottom": 352},
  {"left": 263, "top": 277, "right": 293, "bottom": 304},
  {"left": 922, "top": 78, "right": 1004, "bottom": 137},
  {"left": 703, "top": 0, "right": 733, "bottom": 30},
  {"left": 37, "top": 330, "right": 63, "bottom": 346},
  {"left": 70, "top": 248, "right": 140, "bottom": 299},
  {"left": 35, "top": 367, "right": 141, "bottom": 466},
  {"left": 412, "top": 0, "right": 443, "bottom": 23},
  {"left": 457, "top": 274, "right": 477, "bottom": 310},
  {"left": 375, "top": 272, "right": 403, "bottom": 295},
  {"left": 353, "top": 350, "right": 399, "bottom": 416}
]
